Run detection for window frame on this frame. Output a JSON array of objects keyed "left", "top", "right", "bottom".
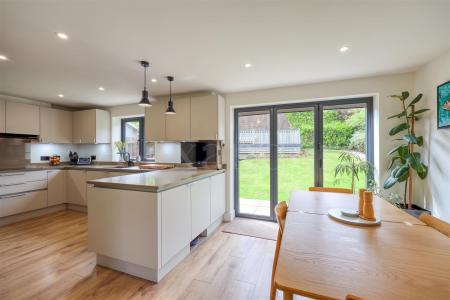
[{"left": 120, "top": 117, "right": 145, "bottom": 160}]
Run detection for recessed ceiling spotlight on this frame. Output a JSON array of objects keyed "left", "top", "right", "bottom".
[
  {"left": 339, "top": 45, "right": 350, "bottom": 52},
  {"left": 58, "top": 94, "right": 64, "bottom": 98},
  {"left": 0, "top": 55, "right": 8, "bottom": 60},
  {"left": 56, "top": 32, "right": 69, "bottom": 40},
  {"left": 244, "top": 63, "right": 252, "bottom": 68},
  {"left": 151, "top": 78, "right": 157, "bottom": 83},
  {"left": 98, "top": 86, "right": 105, "bottom": 91}
]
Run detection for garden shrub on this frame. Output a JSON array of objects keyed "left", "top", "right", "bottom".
[{"left": 348, "top": 130, "right": 366, "bottom": 152}]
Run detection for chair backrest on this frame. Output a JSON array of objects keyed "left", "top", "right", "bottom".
[
  {"left": 419, "top": 213, "right": 450, "bottom": 237},
  {"left": 346, "top": 295, "right": 363, "bottom": 300},
  {"left": 309, "top": 187, "right": 353, "bottom": 194},
  {"left": 275, "top": 201, "right": 288, "bottom": 233}
]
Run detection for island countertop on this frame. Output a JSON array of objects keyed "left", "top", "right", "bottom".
[{"left": 87, "top": 167, "right": 225, "bottom": 192}]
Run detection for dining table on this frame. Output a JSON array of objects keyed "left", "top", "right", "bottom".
[{"left": 274, "top": 190, "right": 450, "bottom": 300}]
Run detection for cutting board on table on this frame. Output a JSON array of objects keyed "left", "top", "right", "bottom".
[{"left": 139, "top": 164, "right": 174, "bottom": 170}]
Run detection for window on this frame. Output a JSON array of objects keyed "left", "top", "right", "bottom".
[{"left": 121, "top": 117, "right": 144, "bottom": 160}]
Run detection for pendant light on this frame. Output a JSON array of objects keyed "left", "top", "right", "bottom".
[
  {"left": 165, "top": 76, "right": 176, "bottom": 114},
  {"left": 138, "top": 60, "right": 152, "bottom": 107}
]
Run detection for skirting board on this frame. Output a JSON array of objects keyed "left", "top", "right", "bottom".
[
  {"left": 206, "top": 217, "right": 223, "bottom": 236},
  {"left": 97, "top": 245, "right": 190, "bottom": 283},
  {"left": 223, "top": 209, "right": 235, "bottom": 222},
  {"left": 0, "top": 204, "right": 67, "bottom": 227},
  {"left": 67, "top": 203, "right": 87, "bottom": 213}
]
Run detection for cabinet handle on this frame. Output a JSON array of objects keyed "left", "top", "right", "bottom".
[
  {"left": 0, "top": 193, "right": 26, "bottom": 199},
  {"left": 0, "top": 182, "right": 25, "bottom": 187}
]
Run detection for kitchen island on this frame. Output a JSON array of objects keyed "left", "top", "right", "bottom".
[{"left": 86, "top": 168, "right": 226, "bottom": 282}]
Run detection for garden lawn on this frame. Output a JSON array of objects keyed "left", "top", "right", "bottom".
[{"left": 238, "top": 149, "right": 366, "bottom": 202}]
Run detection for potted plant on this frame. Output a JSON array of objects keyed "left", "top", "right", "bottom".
[
  {"left": 383, "top": 91, "right": 429, "bottom": 212},
  {"left": 334, "top": 151, "right": 372, "bottom": 194},
  {"left": 114, "top": 141, "right": 127, "bottom": 162}
]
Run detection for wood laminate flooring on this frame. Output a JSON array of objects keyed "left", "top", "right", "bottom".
[{"left": 0, "top": 211, "right": 299, "bottom": 300}]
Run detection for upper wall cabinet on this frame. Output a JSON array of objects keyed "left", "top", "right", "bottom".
[
  {"left": 144, "top": 92, "right": 224, "bottom": 142},
  {"left": 165, "top": 96, "right": 191, "bottom": 141},
  {"left": 190, "top": 94, "right": 225, "bottom": 140},
  {"left": 40, "top": 108, "right": 73, "bottom": 143},
  {"left": 145, "top": 99, "right": 166, "bottom": 141},
  {"left": 72, "top": 109, "right": 110, "bottom": 144},
  {"left": 0, "top": 100, "right": 5, "bottom": 133},
  {"left": 5, "top": 101, "right": 40, "bottom": 135}
]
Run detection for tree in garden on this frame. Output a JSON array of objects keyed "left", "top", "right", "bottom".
[{"left": 383, "top": 91, "right": 429, "bottom": 209}]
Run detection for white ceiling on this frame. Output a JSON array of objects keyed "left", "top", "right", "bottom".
[{"left": 0, "top": 0, "right": 449, "bottom": 107}]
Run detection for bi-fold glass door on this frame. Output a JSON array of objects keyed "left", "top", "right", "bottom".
[{"left": 235, "top": 98, "right": 373, "bottom": 221}]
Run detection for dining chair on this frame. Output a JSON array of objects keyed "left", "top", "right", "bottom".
[
  {"left": 309, "top": 186, "right": 353, "bottom": 194},
  {"left": 419, "top": 212, "right": 450, "bottom": 237},
  {"left": 270, "top": 201, "right": 289, "bottom": 300}
]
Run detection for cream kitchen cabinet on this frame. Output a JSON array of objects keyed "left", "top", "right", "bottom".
[
  {"left": 0, "top": 190, "right": 47, "bottom": 217},
  {"left": 161, "top": 184, "right": 191, "bottom": 266},
  {"left": 72, "top": 109, "right": 110, "bottom": 144},
  {"left": 165, "top": 96, "right": 191, "bottom": 141},
  {"left": 190, "top": 94, "right": 225, "bottom": 140},
  {"left": 5, "top": 101, "right": 40, "bottom": 135},
  {"left": 47, "top": 170, "right": 66, "bottom": 206},
  {"left": 145, "top": 99, "right": 166, "bottom": 141},
  {"left": 66, "top": 170, "right": 87, "bottom": 205},
  {"left": 190, "top": 177, "right": 211, "bottom": 239},
  {"left": 40, "top": 108, "right": 73, "bottom": 143},
  {"left": 210, "top": 172, "right": 226, "bottom": 223},
  {"left": 0, "top": 99, "right": 5, "bottom": 133}
]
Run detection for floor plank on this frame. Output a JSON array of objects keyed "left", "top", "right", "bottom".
[{"left": 0, "top": 210, "right": 294, "bottom": 300}]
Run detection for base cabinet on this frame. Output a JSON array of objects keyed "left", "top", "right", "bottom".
[
  {"left": 190, "top": 178, "right": 211, "bottom": 239},
  {"left": 210, "top": 173, "right": 226, "bottom": 222},
  {"left": 48, "top": 170, "right": 66, "bottom": 206},
  {"left": 0, "top": 190, "right": 47, "bottom": 217},
  {"left": 66, "top": 170, "right": 87, "bottom": 205},
  {"left": 161, "top": 185, "right": 191, "bottom": 266}
]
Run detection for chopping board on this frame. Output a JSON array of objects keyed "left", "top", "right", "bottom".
[{"left": 139, "top": 164, "right": 174, "bottom": 170}]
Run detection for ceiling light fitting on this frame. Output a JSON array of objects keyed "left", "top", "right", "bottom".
[
  {"left": 58, "top": 94, "right": 64, "bottom": 98},
  {"left": 0, "top": 55, "right": 8, "bottom": 60},
  {"left": 165, "top": 76, "right": 176, "bottom": 115},
  {"left": 138, "top": 60, "right": 152, "bottom": 107},
  {"left": 339, "top": 45, "right": 350, "bottom": 52},
  {"left": 56, "top": 32, "right": 69, "bottom": 40},
  {"left": 98, "top": 86, "right": 105, "bottom": 91},
  {"left": 244, "top": 63, "right": 252, "bottom": 68}
]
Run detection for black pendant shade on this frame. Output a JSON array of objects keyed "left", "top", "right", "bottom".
[
  {"left": 138, "top": 61, "right": 152, "bottom": 107},
  {"left": 165, "top": 76, "right": 176, "bottom": 114}
]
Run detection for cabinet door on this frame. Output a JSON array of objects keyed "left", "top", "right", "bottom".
[
  {"left": 210, "top": 173, "right": 226, "bottom": 222},
  {"left": 66, "top": 170, "right": 87, "bottom": 205},
  {"left": 5, "top": 101, "right": 40, "bottom": 135},
  {"left": 55, "top": 109, "right": 73, "bottom": 143},
  {"left": 0, "top": 190, "right": 47, "bottom": 217},
  {"left": 190, "top": 178, "right": 211, "bottom": 239},
  {"left": 165, "top": 96, "right": 190, "bottom": 141},
  {"left": 190, "top": 94, "right": 218, "bottom": 140},
  {"left": 0, "top": 99, "right": 5, "bottom": 133},
  {"left": 39, "top": 107, "right": 54, "bottom": 143},
  {"left": 145, "top": 100, "right": 166, "bottom": 141},
  {"left": 72, "top": 111, "right": 83, "bottom": 143},
  {"left": 48, "top": 170, "right": 65, "bottom": 206},
  {"left": 73, "top": 110, "right": 96, "bottom": 143},
  {"left": 95, "top": 109, "right": 111, "bottom": 143},
  {"left": 86, "top": 171, "right": 110, "bottom": 181},
  {"left": 161, "top": 185, "right": 190, "bottom": 266}
]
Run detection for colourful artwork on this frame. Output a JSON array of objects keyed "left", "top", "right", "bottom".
[{"left": 437, "top": 81, "right": 450, "bottom": 129}]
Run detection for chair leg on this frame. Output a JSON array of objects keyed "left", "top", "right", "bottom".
[
  {"left": 283, "top": 291, "right": 294, "bottom": 300},
  {"left": 270, "top": 229, "right": 282, "bottom": 300}
]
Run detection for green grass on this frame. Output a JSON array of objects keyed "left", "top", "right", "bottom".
[{"left": 238, "top": 149, "right": 366, "bottom": 202}]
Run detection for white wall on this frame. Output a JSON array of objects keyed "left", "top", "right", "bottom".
[
  {"left": 414, "top": 50, "right": 450, "bottom": 222},
  {"left": 224, "top": 72, "right": 414, "bottom": 219}
]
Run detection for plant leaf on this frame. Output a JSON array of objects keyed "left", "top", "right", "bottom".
[
  {"left": 409, "top": 108, "right": 430, "bottom": 116},
  {"left": 416, "top": 136, "right": 423, "bottom": 146},
  {"left": 417, "top": 164, "right": 428, "bottom": 179},
  {"left": 383, "top": 176, "right": 398, "bottom": 189},
  {"left": 408, "top": 94, "right": 422, "bottom": 107},
  {"left": 393, "top": 164, "right": 409, "bottom": 179},
  {"left": 388, "top": 156, "right": 401, "bottom": 169},
  {"left": 403, "top": 133, "right": 418, "bottom": 144},
  {"left": 389, "top": 123, "right": 409, "bottom": 136},
  {"left": 388, "top": 145, "right": 404, "bottom": 156},
  {"left": 401, "top": 91, "right": 410, "bottom": 100},
  {"left": 387, "top": 111, "right": 406, "bottom": 119},
  {"left": 389, "top": 94, "right": 403, "bottom": 100}
]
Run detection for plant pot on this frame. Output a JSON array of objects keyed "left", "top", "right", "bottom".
[{"left": 394, "top": 203, "right": 430, "bottom": 218}]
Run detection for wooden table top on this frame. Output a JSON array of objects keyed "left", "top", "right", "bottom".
[
  {"left": 288, "top": 190, "right": 425, "bottom": 225},
  {"left": 275, "top": 212, "right": 450, "bottom": 300}
]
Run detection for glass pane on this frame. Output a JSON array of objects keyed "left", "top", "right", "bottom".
[
  {"left": 322, "top": 105, "right": 367, "bottom": 193},
  {"left": 237, "top": 111, "right": 271, "bottom": 217},
  {"left": 277, "top": 109, "right": 315, "bottom": 203},
  {"left": 124, "top": 120, "right": 140, "bottom": 159}
]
